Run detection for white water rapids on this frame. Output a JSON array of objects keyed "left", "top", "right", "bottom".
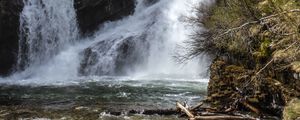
[{"left": 1, "top": 0, "right": 211, "bottom": 85}]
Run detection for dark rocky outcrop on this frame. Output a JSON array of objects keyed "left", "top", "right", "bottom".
[
  {"left": 206, "top": 57, "right": 299, "bottom": 116},
  {"left": 74, "top": 0, "right": 136, "bottom": 35},
  {"left": 79, "top": 35, "right": 149, "bottom": 76},
  {"left": 0, "top": 0, "right": 23, "bottom": 76}
]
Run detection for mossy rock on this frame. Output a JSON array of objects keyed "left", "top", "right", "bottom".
[
  {"left": 225, "top": 65, "right": 245, "bottom": 73},
  {"left": 283, "top": 98, "right": 300, "bottom": 120}
]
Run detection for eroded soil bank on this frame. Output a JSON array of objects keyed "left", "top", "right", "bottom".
[{"left": 191, "top": 0, "right": 300, "bottom": 119}]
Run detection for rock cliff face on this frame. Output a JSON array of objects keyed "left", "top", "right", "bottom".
[
  {"left": 0, "top": 0, "right": 23, "bottom": 76},
  {"left": 74, "top": 0, "right": 135, "bottom": 35},
  {"left": 79, "top": 34, "right": 149, "bottom": 76},
  {"left": 206, "top": 57, "right": 298, "bottom": 116}
]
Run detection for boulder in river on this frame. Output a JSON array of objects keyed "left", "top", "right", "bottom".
[{"left": 79, "top": 34, "right": 149, "bottom": 76}]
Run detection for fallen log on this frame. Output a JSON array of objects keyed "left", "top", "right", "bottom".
[
  {"left": 225, "top": 107, "right": 234, "bottom": 112},
  {"left": 142, "top": 109, "right": 178, "bottom": 115},
  {"left": 176, "top": 102, "right": 195, "bottom": 118},
  {"left": 241, "top": 101, "right": 260, "bottom": 115},
  {"left": 191, "top": 102, "right": 204, "bottom": 111},
  {"left": 108, "top": 109, "right": 179, "bottom": 116},
  {"left": 190, "top": 115, "right": 256, "bottom": 120},
  {"left": 199, "top": 107, "right": 218, "bottom": 113},
  {"left": 198, "top": 112, "right": 233, "bottom": 116},
  {"left": 198, "top": 112, "right": 226, "bottom": 116}
]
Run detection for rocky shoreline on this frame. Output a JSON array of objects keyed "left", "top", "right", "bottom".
[{"left": 187, "top": 0, "right": 300, "bottom": 119}]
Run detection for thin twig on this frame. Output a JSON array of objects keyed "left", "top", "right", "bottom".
[
  {"left": 243, "top": 41, "right": 298, "bottom": 88},
  {"left": 214, "top": 9, "right": 300, "bottom": 39}
]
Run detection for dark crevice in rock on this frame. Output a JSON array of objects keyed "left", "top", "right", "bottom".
[
  {"left": 0, "top": 0, "right": 23, "bottom": 76},
  {"left": 74, "top": 0, "right": 136, "bottom": 36}
]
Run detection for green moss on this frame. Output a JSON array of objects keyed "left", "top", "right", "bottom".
[
  {"left": 254, "top": 38, "right": 272, "bottom": 58},
  {"left": 283, "top": 98, "right": 300, "bottom": 120}
]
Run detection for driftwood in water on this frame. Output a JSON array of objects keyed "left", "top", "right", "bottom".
[
  {"left": 129, "top": 109, "right": 179, "bottom": 115},
  {"left": 105, "top": 100, "right": 259, "bottom": 120},
  {"left": 191, "top": 115, "right": 256, "bottom": 120},
  {"left": 176, "top": 101, "right": 258, "bottom": 120},
  {"left": 176, "top": 102, "right": 195, "bottom": 118},
  {"left": 197, "top": 112, "right": 226, "bottom": 116},
  {"left": 191, "top": 102, "right": 204, "bottom": 111},
  {"left": 108, "top": 109, "right": 179, "bottom": 116}
]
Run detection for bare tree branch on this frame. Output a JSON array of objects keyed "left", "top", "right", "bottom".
[{"left": 215, "top": 9, "right": 300, "bottom": 39}]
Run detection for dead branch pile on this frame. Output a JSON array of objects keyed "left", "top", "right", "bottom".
[{"left": 176, "top": 102, "right": 257, "bottom": 120}]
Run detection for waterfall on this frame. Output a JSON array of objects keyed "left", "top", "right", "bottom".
[
  {"left": 79, "top": 0, "right": 209, "bottom": 77},
  {"left": 3, "top": 0, "right": 210, "bottom": 85},
  {"left": 17, "top": 0, "right": 78, "bottom": 70}
]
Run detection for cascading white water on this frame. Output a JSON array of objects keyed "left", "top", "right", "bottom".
[
  {"left": 2, "top": 0, "right": 210, "bottom": 85},
  {"left": 141, "top": 0, "right": 210, "bottom": 77},
  {"left": 80, "top": 0, "right": 210, "bottom": 78},
  {"left": 17, "top": 0, "right": 78, "bottom": 70}
]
